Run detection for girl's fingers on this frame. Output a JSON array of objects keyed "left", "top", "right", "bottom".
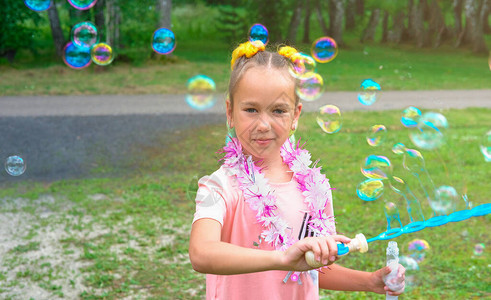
[{"left": 317, "top": 238, "right": 330, "bottom": 265}]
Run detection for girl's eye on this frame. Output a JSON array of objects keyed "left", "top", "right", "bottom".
[
  {"left": 273, "top": 109, "right": 286, "bottom": 114},
  {"left": 245, "top": 108, "right": 257, "bottom": 113}
]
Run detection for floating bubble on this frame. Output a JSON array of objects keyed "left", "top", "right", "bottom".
[
  {"left": 399, "top": 255, "right": 419, "bottom": 271},
  {"left": 90, "top": 43, "right": 114, "bottom": 66},
  {"left": 63, "top": 42, "right": 91, "bottom": 69},
  {"left": 152, "top": 28, "right": 176, "bottom": 55},
  {"left": 479, "top": 129, "right": 491, "bottom": 162},
  {"left": 289, "top": 53, "right": 316, "bottom": 78},
  {"left": 408, "top": 239, "right": 430, "bottom": 263},
  {"left": 410, "top": 112, "right": 448, "bottom": 150},
  {"left": 316, "top": 105, "right": 341, "bottom": 134},
  {"left": 403, "top": 148, "right": 425, "bottom": 173},
  {"left": 432, "top": 185, "right": 457, "bottom": 215},
  {"left": 358, "top": 79, "right": 381, "bottom": 105},
  {"left": 366, "top": 125, "right": 387, "bottom": 147},
  {"left": 401, "top": 106, "right": 422, "bottom": 128},
  {"left": 248, "top": 23, "right": 268, "bottom": 45},
  {"left": 361, "top": 155, "right": 392, "bottom": 179},
  {"left": 311, "top": 36, "right": 338, "bottom": 63},
  {"left": 185, "top": 75, "right": 217, "bottom": 111},
  {"left": 392, "top": 143, "right": 407, "bottom": 155},
  {"left": 356, "top": 178, "right": 384, "bottom": 201},
  {"left": 71, "top": 22, "right": 98, "bottom": 49},
  {"left": 5, "top": 156, "right": 26, "bottom": 176},
  {"left": 67, "top": 0, "right": 97, "bottom": 10},
  {"left": 474, "top": 243, "right": 485, "bottom": 256},
  {"left": 384, "top": 202, "right": 398, "bottom": 217},
  {"left": 24, "top": 0, "right": 51, "bottom": 11},
  {"left": 296, "top": 72, "right": 323, "bottom": 101}
]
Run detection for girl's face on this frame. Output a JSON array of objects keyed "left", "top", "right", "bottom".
[{"left": 227, "top": 66, "right": 302, "bottom": 162}]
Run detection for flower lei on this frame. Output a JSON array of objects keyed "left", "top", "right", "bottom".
[{"left": 221, "top": 137, "right": 336, "bottom": 252}]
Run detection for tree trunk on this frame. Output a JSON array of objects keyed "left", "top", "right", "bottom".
[
  {"left": 286, "top": 0, "right": 304, "bottom": 44},
  {"left": 94, "top": 0, "right": 105, "bottom": 42},
  {"left": 47, "top": 0, "right": 65, "bottom": 57},
  {"left": 380, "top": 10, "right": 389, "bottom": 43},
  {"left": 481, "top": 0, "right": 491, "bottom": 33},
  {"left": 302, "top": 0, "right": 311, "bottom": 43},
  {"left": 388, "top": 11, "right": 405, "bottom": 43},
  {"left": 361, "top": 9, "right": 380, "bottom": 42},
  {"left": 428, "top": 0, "right": 448, "bottom": 48},
  {"left": 106, "top": 0, "right": 121, "bottom": 47},
  {"left": 329, "top": 0, "right": 345, "bottom": 46},
  {"left": 456, "top": 0, "right": 488, "bottom": 53},
  {"left": 413, "top": 0, "right": 426, "bottom": 47},
  {"left": 345, "top": 0, "right": 356, "bottom": 30},
  {"left": 356, "top": 0, "right": 364, "bottom": 16},
  {"left": 453, "top": 0, "right": 463, "bottom": 34},
  {"left": 156, "top": 0, "right": 172, "bottom": 29},
  {"left": 314, "top": 0, "right": 329, "bottom": 35}
]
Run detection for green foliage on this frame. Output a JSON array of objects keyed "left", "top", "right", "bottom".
[{"left": 215, "top": 5, "right": 251, "bottom": 43}]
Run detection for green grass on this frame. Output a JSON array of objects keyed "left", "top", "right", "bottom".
[{"left": 0, "top": 108, "right": 489, "bottom": 299}]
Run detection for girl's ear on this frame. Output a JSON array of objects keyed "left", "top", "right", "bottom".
[
  {"left": 226, "top": 97, "right": 234, "bottom": 128},
  {"left": 292, "top": 102, "right": 302, "bottom": 129}
]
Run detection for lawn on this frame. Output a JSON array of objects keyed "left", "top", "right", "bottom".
[{"left": 0, "top": 107, "right": 489, "bottom": 299}]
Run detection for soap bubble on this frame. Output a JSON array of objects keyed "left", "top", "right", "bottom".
[
  {"left": 366, "top": 125, "right": 387, "bottom": 147},
  {"left": 384, "top": 202, "right": 398, "bottom": 217},
  {"left": 248, "top": 23, "right": 268, "bottom": 45},
  {"left": 296, "top": 72, "right": 324, "bottom": 102},
  {"left": 408, "top": 239, "right": 430, "bottom": 262},
  {"left": 479, "top": 129, "right": 491, "bottom": 162},
  {"left": 68, "top": 0, "right": 97, "bottom": 10},
  {"left": 5, "top": 155, "right": 26, "bottom": 176},
  {"left": 399, "top": 255, "right": 419, "bottom": 290},
  {"left": 311, "top": 36, "right": 338, "bottom": 63},
  {"left": 403, "top": 148, "right": 425, "bottom": 174},
  {"left": 289, "top": 53, "right": 316, "bottom": 78},
  {"left": 185, "top": 75, "right": 216, "bottom": 111},
  {"left": 361, "top": 155, "right": 392, "bottom": 179},
  {"left": 316, "top": 105, "right": 341, "bottom": 134},
  {"left": 358, "top": 79, "right": 381, "bottom": 106},
  {"left": 71, "top": 22, "right": 98, "bottom": 48},
  {"left": 401, "top": 106, "right": 422, "bottom": 128},
  {"left": 392, "top": 143, "right": 407, "bottom": 155},
  {"left": 356, "top": 178, "right": 384, "bottom": 201},
  {"left": 432, "top": 185, "right": 457, "bottom": 215},
  {"left": 63, "top": 42, "right": 91, "bottom": 69},
  {"left": 410, "top": 112, "right": 448, "bottom": 150},
  {"left": 473, "top": 243, "right": 485, "bottom": 256},
  {"left": 24, "top": 0, "right": 51, "bottom": 11},
  {"left": 91, "top": 43, "right": 114, "bottom": 66},
  {"left": 152, "top": 28, "right": 176, "bottom": 55}
]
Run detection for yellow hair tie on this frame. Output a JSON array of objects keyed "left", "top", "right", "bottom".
[
  {"left": 230, "top": 40, "right": 265, "bottom": 70},
  {"left": 278, "top": 46, "right": 298, "bottom": 59}
]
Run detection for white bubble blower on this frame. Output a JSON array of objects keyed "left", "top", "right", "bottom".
[{"left": 384, "top": 241, "right": 404, "bottom": 300}]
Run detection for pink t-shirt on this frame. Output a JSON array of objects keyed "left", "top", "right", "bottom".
[{"left": 192, "top": 165, "right": 336, "bottom": 300}]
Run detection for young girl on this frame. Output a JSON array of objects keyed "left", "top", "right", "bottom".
[{"left": 189, "top": 41, "right": 405, "bottom": 299}]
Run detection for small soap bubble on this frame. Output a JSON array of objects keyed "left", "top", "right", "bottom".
[
  {"left": 356, "top": 178, "right": 384, "bottom": 201},
  {"left": 311, "top": 36, "right": 338, "bottom": 63},
  {"left": 24, "top": 0, "right": 51, "bottom": 11},
  {"left": 296, "top": 72, "right": 324, "bottom": 102},
  {"left": 403, "top": 148, "right": 425, "bottom": 174},
  {"left": 479, "top": 129, "right": 491, "bottom": 162},
  {"left": 248, "top": 23, "right": 268, "bottom": 45},
  {"left": 399, "top": 255, "right": 419, "bottom": 290},
  {"left": 474, "top": 243, "right": 485, "bottom": 256},
  {"left": 71, "top": 22, "right": 98, "bottom": 48},
  {"left": 408, "top": 239, "right": 430, "bottom": 263},
  {"left": 361, "top": 155, "right": 392, "bottom": 180},
  {"left": 152, "top": 28, "right": 176, "bottom": 55},
  {"left": 366, "top": 125, "right": 387, "bottom": 147},
  {"left": 432, "top": 185, "right": 457, "bottom": 215},
  {"left": 384, "top": 202, "right": 398, "bottom": 217},
  {"left": 410, "top": 112, "right": 448, "bottom": 150},
  {"left": 91, "top": 43, "right": 114, "bottom": 66},
  {"left": 316, "top": 105, "right": 341, "bottom": 134},
  {"left": 68, "top": 0, "right": 97, "bottom": 10},
  {"left": 401, "top": 106, "right": 422, "bottom": 128},
  {"left": 392, "top": 143, "right": 407, "bottom": 155},
  {"left": 5, "top": 155, "right": 26, "bottom": 176},
  {"left": 63, "top": 42, "right": 91, "bottom": 69},
  {"left": 358, "top": 79, "right": 381, "bottom": 106},
  {"left": 289, "top": 53, "right": 316, "bottom": 78},
  {"left": 185, "top": 75, "right": 217, "bottom": 111}
]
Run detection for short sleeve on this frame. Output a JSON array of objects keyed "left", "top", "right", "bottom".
[
  {"left": 192, "top": 171, "right": 228, "bottom": 226},
  {"left": 324, "top": 181, "right": 337, "bottom": 234}
]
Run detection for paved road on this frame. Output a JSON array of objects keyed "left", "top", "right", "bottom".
[{"left": 0, "top": 90, "right": 490, "bottom": 181}]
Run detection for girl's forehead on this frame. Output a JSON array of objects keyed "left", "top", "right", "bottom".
[{"left": 235, "top": 67, "right": 296, "bottom": 102}]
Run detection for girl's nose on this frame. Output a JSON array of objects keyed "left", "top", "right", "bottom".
[{"left": 256, "top": 114, "right": 272, "bottom": 132}]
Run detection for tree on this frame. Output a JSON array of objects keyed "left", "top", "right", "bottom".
[
  {"left": 345, "top": 0, "right": 357, "bottom": 30},
  {"left": 481, "top": 0, "right": 491, "bottom": 33},
  {"left": 456, "top": 0, "right": 488, "bottom": 53},
  {"left": 285, "top": 0, "right": 304, "bottom": 44},
  {"left": 106, "top": 0, "right": 121, "bottom": 47},
  {"left": 329, "top": 0, "right": 345, "bottom": 46},
  {"left": 361, "top": 8, "right": 380, "bottom": 42},
  {"left": 48, "top": 0, "right": 66, "bottom": 58},
  {"left": 302, "top": 0, "right": 312, "bottom": 43},
  {"left": 156, "top": 0, "right": 172, "bottom": 29},
  {"left": 95, "top": 0, "right": 106, "bottom": 42}
]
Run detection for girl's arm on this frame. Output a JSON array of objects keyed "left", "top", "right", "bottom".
[
  {"left": 318, "top": 263, "right": 405, "bottom": 296},
  {"left": 189, "top": 218, "right": 351, "bottom": 275}
]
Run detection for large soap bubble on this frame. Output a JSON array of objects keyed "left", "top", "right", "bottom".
[
  {"left": 432, "top": 185, "right": 458, "bottom": 215},
  {"left": 5, "top": 155, "right": 26, "bottom": 176},
  {"left": 296, "top": 72, "right": 324, "bottom": 102},
  {"left": 361, "top": 155, "right": 392, "bottom": 179},
  {"left": 68, "top": 0, "right": 97, "bottom": 10},
  {"left": 24, "top": 0, "right": 51, "bottom": 11},
  {"left": 63, "top": 42, "right": 91, "bottom": 69},
  {"left": 71, "top": 21, "right": 98, "bottom": 49},
  {"left": 401, "top": 106, "right": 422, "bottom": 128},
  {"left": 366, "top": 124, "right": 387, "bottom": 147},
  {"left": 316, "top": 105, "right": 342, "bottom": 134},
  {"left": 408, "top": 239, "right": 430, "bottom": 263},
  {"left": 91, "top": 43, "right": 114, "bottom": 66},
  {"left": 410, "top": 112, "right": 448, "bottom": 150},
  {"left": 185, "top": 75, "right": 216, "bottom": 110},
  {"left": 311, "top": 37, "right": 338, "bottom": 63},
  {"left": 248, "top": 23, "right": 269, "bottom": 45},
  {"left": 356, "top": 178, "right": 384, "bottom": 201},
  {"left": 152, "top": 28, "right": 176, "bottom": 55},
  {"left": 358, "top": 79, "right": 381, "bottom": 106}
]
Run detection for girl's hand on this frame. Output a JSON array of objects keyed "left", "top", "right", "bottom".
[
  {"left": 369, "top": 264, "right": 406, "bottom": 295},
  {"left": 280, "top": 235, "right": 351, "bottom": 271}
]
